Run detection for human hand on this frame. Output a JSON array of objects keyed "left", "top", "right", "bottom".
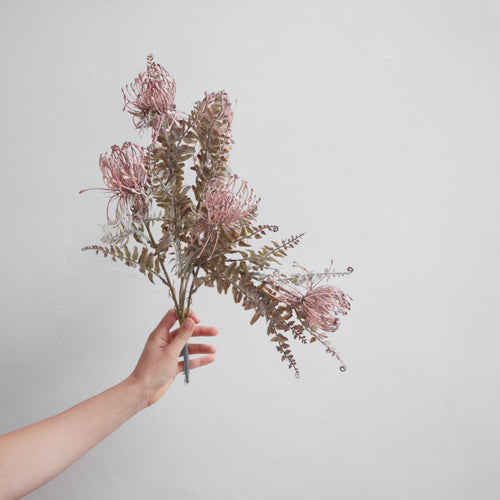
[{"left": 127, "top": 308, "right": 218, "bottom": 407}]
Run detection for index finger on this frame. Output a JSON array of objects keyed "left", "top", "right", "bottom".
[
  {"left": 170, "top": 324, "right": 218, "bottom": 337},
  {"left": 156, "top": 308, "right": 178, "bottom": 332}
]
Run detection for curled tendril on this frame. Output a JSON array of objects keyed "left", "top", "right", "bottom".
[
  {"left": 339, "top": 365, "right": 347, "bottom": 372},
  {"left": 270, "top": 225, "right": 279, "bottom": 232},
  {"left": 330, "top": 266, "right": 354, "bottom": 277}
]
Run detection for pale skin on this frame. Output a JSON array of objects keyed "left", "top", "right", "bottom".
[{"left": 0, "top": 308, "right": 217, "bottom": 500}]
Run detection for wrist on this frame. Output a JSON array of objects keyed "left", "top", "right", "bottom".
[{"left": 121, "top": 376, "right": 150, "bottom": 412}]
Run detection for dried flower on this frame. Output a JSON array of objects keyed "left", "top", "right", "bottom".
[
  {"left": 122, "top": 55, "right": 179, "bottom": 142},
  {"left": 302, "top": 285, "right": 350, "bottom": 332},
  {"left": 265, "top": 262, "right": 351, "bottom": 332},
  {"left": 80, "top": 141, "right": 149, "bottom": 222},
  {"left": 192, "top": 174, "right": 259, "bottom": 258}
]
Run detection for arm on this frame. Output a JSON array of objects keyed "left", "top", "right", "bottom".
[{"left": 0, "top": 309, "right": 217, "bottom": 500}]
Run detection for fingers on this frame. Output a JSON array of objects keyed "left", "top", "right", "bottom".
[
  {"left": 155, "top": 308, "right": 200, "bottom": 333},
  {"left": 156, "top": 308, "right": 178, "bottom": 332},
  {"left": 177, "top": 354, "right": 215, "bottom": 374},
  {"left": 168, "top": 317, "right": 196, "bottom": 356},
  {"left": 170, "top": 324, "right": 219, "bottom": 338},
  {"left": 183, "top": 343, "right": 217, "bottom": 356}
]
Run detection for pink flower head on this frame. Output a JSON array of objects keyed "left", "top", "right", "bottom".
[
  {"left": 122, "top": 58, "right": 179, "bottom": 142},
  {"left": 265, "top": 262, "right": 351, "bottom": 332},
  {"left": 80, "top": 142, "right": 149, "bottom": 222},
  {"left": 193, "top": 174, "right": 259, "bottom": 258},
  {"left": 302, "top": 285, "right": 350, "bottom": 332}
]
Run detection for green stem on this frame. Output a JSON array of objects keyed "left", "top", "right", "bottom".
[
  {"left": 145, "top": 220, "right": 183, "bottom": 336},
  {"left": 148, "top": 224, "right": 188, "bottom": 383},
  {"left": 186, "top": 266, "right": 199, "bottom": 312}
]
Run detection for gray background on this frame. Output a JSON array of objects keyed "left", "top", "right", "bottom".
[{"left": 1, "top": 0, "right": 499, "bottom": 498}]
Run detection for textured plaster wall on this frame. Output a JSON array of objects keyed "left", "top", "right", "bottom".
[{"left": 1, "top": 1, "right": 499, "bottom": 499}]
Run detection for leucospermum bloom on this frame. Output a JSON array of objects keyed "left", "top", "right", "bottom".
[
  {"left": 192, "top": 174, "right": 259, "bottom": 258},
  {"left": 80, "top": 141, "right": 149, "bottom": 222},
  {"left": 302, "top": 285, "right": 351, "bottom": 332},
  {"left": 122, "top": 56, "right": 179, "bottom": 142},
  {"left": 265, "top": 262, "right": 352, "bottom": 333}
]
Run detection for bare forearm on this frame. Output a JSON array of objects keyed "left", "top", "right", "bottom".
[{"left": 0, "top": 377, "right": 146, "bottom": 500}]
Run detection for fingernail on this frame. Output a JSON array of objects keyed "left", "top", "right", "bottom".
[{"left": 182, "top": 318, "right": 194, "bottom": 330}]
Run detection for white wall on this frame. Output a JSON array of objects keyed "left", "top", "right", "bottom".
[{"left": 1, "top": 1, "right": 499, "bottom": 498}]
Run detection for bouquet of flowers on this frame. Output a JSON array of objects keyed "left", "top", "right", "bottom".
[{"left": 80, "top": 54, "right": 353, "bottom": 382}]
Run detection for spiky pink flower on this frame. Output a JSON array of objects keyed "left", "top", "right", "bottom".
[
  {"left": 79, "top": 142, "right": 149, "bottom": 222},
  {"left": 192, "top": 174, "right": 259, "bottom": 258},
  {"left": 265, "top": 262, "right": 351, "bottom": 332},
  {"left": 302, "top": 285, "right": 350, "bottom": 332},
  {"left": 122, "top": 59, "right": 179, "bottom": 142}
]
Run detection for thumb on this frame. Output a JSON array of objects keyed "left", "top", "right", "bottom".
[{"left": 169, "top": 317, "right": 195, "bottom": 356}]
